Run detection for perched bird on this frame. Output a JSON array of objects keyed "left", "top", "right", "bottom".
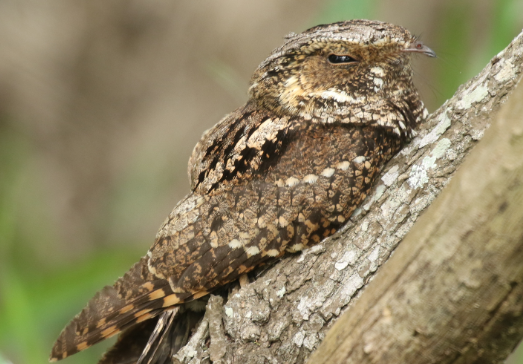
[{"left": 50, "top": 19, "right": 435, "bottom": 363}]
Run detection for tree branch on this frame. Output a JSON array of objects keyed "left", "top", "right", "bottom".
[
  {"left": 308, "top": 50, "right": 523, "bottom": 364},
  {"left": 170, "top": 30, "right": 523, "bottom": 364}
]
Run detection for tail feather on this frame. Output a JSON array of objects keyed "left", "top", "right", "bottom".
[
  {"left": 137, "top": 307, "right": 179, "bottom": 364},
  {"left": 50, "top": 257, "right": 191, "bottom": 361},
  {"left": 97, "top": 305, "right": 204, "bottom": 364},
  {"left": 97, "top": 317, "right": 160, "bottom": 364}
]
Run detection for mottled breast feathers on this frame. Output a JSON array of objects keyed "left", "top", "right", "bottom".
[{"left": 50, "top": 19, "right": 435, "bottom": 363}]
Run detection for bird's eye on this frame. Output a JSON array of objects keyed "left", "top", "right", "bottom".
[{"left": 328, "top": 54, "right": 357, "bottom": 64}]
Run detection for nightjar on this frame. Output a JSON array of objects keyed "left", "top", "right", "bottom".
[{"left": 50, "top": 19, "right": 435, "bottom": 363}]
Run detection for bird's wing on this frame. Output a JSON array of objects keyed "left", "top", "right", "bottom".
[
  {"left": 49, "top": 180, "right": 305, "bottom": 362},
  {"left": 187, "top": 105, "right": 293, "bottom": 195},
  {"left": 150, "top": 122, "right": 385, "bottom": 293},
  {"left": 51, "top": 121, "right": 380, "bottom": 361}
]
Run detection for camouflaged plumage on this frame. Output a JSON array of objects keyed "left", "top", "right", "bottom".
[{"left": 50, "top": 19, "right": 435, "bottom": 363}]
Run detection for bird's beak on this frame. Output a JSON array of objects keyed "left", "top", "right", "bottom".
[{"left": 402, "top": 41, "right": 437, "bottom": 58}]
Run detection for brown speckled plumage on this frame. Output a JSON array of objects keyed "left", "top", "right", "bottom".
[{"left": 50, "top": 19, "right": 435, "bottom": 363}]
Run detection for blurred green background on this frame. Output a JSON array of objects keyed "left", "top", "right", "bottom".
[{"left": 1, "top": 1, "right": 522, "bottom": 363}]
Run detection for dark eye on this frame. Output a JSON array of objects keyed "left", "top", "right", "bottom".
[{"left": 328, "top": 54, "right": 357, "bottom": 64}]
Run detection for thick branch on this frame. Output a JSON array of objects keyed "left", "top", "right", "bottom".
[
  {"left": 308, "top": 60, "right": 523, "bottom": 364},
  {"left": 171, "top": 30, "right": 523, "bottom": 364}
]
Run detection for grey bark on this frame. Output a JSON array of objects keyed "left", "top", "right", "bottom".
[
  {"left": 308, "top": 49, "right": 523, "bottom": 364},
  {"left": 169, "top": 30, "right": 523, "bottom": 364}
]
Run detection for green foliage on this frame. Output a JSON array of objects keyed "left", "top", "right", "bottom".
[
  {"left": 316, "top": 0, "right": 375, "bottom": 24},
  {"left": 0, "top": 126, "right": 141, "bottom": 363},
  {"left": 434, "top": 0, "right": 522, "bottom": 106}
]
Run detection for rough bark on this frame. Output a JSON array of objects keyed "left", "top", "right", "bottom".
[
  {"left": 169, "top": 30, "right": 523, "bottom": 364},
  {"left": 308, "top": 52, "right": 523, "bottom": 364}
]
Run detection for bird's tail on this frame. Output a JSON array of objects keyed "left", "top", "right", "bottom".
[{"left": 49, "top": 257, "right": 191, "bottom": 362}]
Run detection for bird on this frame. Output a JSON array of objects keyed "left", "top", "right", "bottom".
[{"left": 50, "top": 19, "right": 435, "bottom": 363}]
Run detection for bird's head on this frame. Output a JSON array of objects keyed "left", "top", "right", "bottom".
[{"left": 249, "top": 19, "right": 435, "bottom": 137}]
